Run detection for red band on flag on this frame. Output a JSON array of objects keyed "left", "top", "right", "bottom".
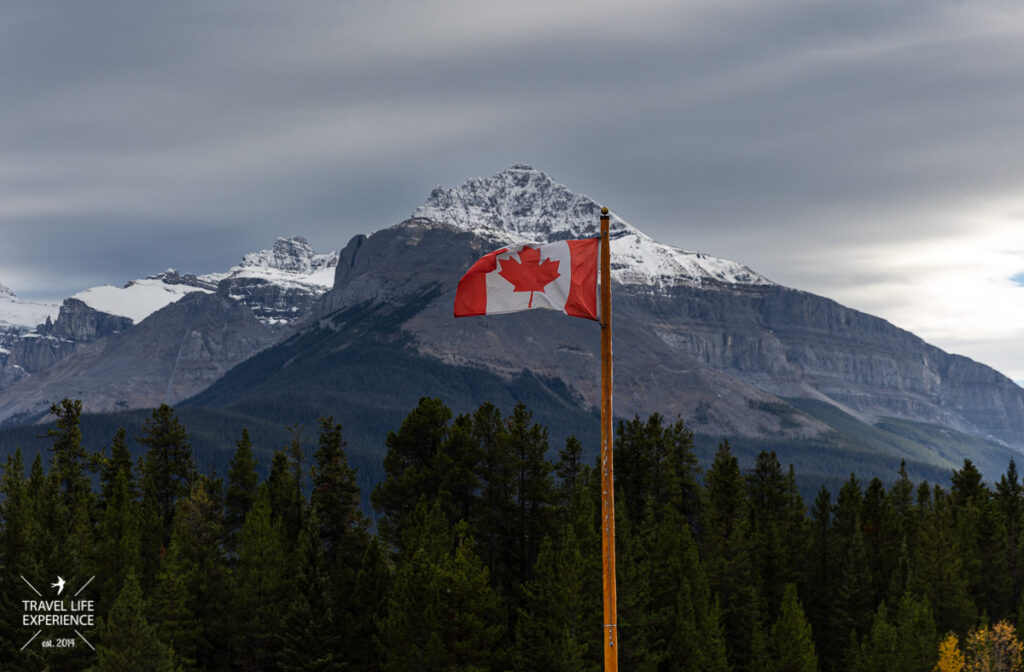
[
  {"left": 564, "top": 238, "right": 599, "bottom": 320},
  {"left": 454, "top": 248, "right": 507, "bottom": 317}
]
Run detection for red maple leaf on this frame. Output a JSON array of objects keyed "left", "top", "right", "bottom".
[{"left": 498, "top": 246, "right": 561, "bottom": 308}]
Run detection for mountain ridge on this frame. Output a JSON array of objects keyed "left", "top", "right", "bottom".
[{"left": 0, "top": 164, "right": 1020, "bottom": 489}]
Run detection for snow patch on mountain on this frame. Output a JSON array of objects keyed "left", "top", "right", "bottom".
[
  {"left": 67, "top": 237, "right": 338, "bottom": 326},
  {"left": 72, "top": 278, "right": 213, "bottom": 324},
  {"left": 0, "top": 283, "right": 60, "bottom": 330},
  {"left": 413, "top": 164, "right": 772, "bottom": 288},
  {"left": 238, "top": 236, "right": 338, "bottom": 278}
]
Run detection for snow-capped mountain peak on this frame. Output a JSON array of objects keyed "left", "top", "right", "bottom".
[
  {"left": 0, "top": 281, "right": 60, "bottom": 331},
  {"left": 239, "top": 236, "right": 338, "bottom": 276},
  {"left": 413, "top": 163, "right": 633, "bottom": 242},
  {"left": 412, "top": 164, "right": 772, "bottom": 289},
  {"left": 65, "top": 237, "right": 339, "bottom": 327}
]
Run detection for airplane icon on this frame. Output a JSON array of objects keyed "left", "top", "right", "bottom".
[{"left": 51, "top": 577, "right": 65, "bottom": 596}]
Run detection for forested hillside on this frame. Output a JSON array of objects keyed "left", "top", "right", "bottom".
[{"left": 1, "top": 397, "right": 1021, "bottom": 671}]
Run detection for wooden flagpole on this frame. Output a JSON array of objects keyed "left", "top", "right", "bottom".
[{"left": 599, "top": 206, "right": 618, "bottom": 672}]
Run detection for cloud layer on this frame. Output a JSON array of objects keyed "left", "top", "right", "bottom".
[{"left": 2, "top": 0, "right": 1023, "bottom": 379}]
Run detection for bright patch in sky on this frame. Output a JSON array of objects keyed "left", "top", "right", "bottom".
[{"left": 816, "top": 199, "right": 1024, "bottom": 382}]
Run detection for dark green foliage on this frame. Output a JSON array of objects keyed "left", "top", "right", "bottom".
[
  {"left": 100, "top": 427, "right": 135, "bottom": 506},
  {"left": 371, "top": 396, "right": 454, "bottom": 549},
  {"left": 138, "top": 404, "right": 196, "bottom": 545},
  {"left": 97, "top": 569, "right": 178, "bottom": 672},
  {"left": 378, "top": 503, "right": 507, "bottom": 672},
  {"left": 224, "top": 428, "right": 258, "bottom": 551},
  {"left": 3, "top": 396, "right": 1024, "bottom": 671},
  {"left": 232, "top": 488, "right": 289, "bottom": 671},
  {"left": 313, "top": 416, "right": 367, "bottom": 566},
  {"left": 277, "top": 510, "right": 343, "bottom": 672},
  {"left": 46, "top": 399, "right": 92, "bottom": 510},
  {"left": 768, "top": 584, "right": 818, "bottom": 672}
]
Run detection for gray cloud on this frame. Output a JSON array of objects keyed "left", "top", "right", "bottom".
[{"left": 2, "top": 0, "right": 1023, "bottom": 376}]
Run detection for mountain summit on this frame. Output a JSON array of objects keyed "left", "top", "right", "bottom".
[
  {"left": 2, "top": 165, "right": 1023, "bottom": 489},
  {"left": 415, "top": 164, "right": 769, "bottom": 288}
]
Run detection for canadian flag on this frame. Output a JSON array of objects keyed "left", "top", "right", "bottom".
[{"left": 454, "top": 238, "right": 600, "bottom": 320}]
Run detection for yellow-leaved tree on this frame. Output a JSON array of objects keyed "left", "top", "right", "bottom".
[
  {"left": 965, "top": 621, "right": 1023, "bottom": 672},
  {"left": 935, "top": 633, "right": 965, "bottom": 672},
  {"left": 938, "top": 621, "right": 1024, "bottom": 672}
]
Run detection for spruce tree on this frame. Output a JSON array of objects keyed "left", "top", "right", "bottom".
[
  {"left": 138, "top": 404, "right": 195, "bottom": 545},
  {"left": 703, "top": 440, "right": 759, "bottom": 670},
  {"left": 312, "top": 416, "right": 366, "bottom": 565},
  {"left": 893, "top": 592, "right": 938, "bottom": 672},
  {"left": 768, "top": 584, "right": 818, "bottom": 672},
  {"left": 97, "top": 569, "right": 179, "bottom": 672},
  {"left": 472, "top": 401, "right": 516, "bottom": 604},
  {"left": 265, "top": 447, "right": 303, "bottom": 545},
  {"left": 0, "top": 449, "right": 36, "bottom": 669},
  {"left": 233, "top": 487, "right": 289, "bottom": 671},
  {"left": 278, "top": 510, "right": 342, "bottom": 672},
  {"left": 224, "top": 428, "right": 259, "bottom": 553},
  {"left": 508, "top": 402, "right": 555, "bottom": 590},
  {"left": 149, "top": 477, "right": 231, "bottom": 671},
  {"left": 854, "top": 601, "right": 898, "bottom": 672},
  {"left": 517, "top": 530, "right": 596, "bottom": 672},
  {"left": 46, "top": 398, "right": 91, "bottom": 510},
  {"left": 371, "top": 397, "right": 452, "bottom": 550},
  {"left": 100, "top": 427, "right": 135, "bottom": 506},
  {"left": 94, "top": 467, "right": 141, "bottom": 614}
]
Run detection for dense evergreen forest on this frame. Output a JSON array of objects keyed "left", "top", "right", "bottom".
[{"left": 1, "top": 397, "right": 1022, "bottom": 671}]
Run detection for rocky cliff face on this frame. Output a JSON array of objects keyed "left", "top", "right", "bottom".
[
  {"left": 0, "top": 236, "right": 338, "bottom": 404},
  {"left": 0, "top": 292, "right": 278, "bottom": 425},
  {"left": 1, "top": 298, "right": 132, "bottom": 386},
  {"left": 314, "top": 166, "right": 1024, "bottom": 451},
  {"left": 219, "top": 236, "right": 338, "bottom": 326}
]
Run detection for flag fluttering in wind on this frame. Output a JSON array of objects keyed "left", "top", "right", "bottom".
[
  {"left": 453, "top": 210, "right": 618, "bottom": 672},
  {"left": 454, "top": 239, "right": 599, "bottom": 320}
]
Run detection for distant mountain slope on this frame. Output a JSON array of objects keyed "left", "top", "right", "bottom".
[
  {"left": 174, "top": 165, "right": 1024, "bottom": 484},
  {"left": 0, "top": 236, "right": 337, "bottom": 412},
  {"left": 0, "top": 292, "right": 278, "bottom": 426},
  {"left": 0, "top": 165, "right": 1021, "bottom": 490}
]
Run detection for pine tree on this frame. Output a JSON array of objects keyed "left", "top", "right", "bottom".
[
  {"left": 94, "top": 467, "right": 141, "bottom": 614},
  {"left": 224, "top": 428, "right": 259, "bottom": 553},
  {"left": 508, "top": 402, "right": 555, "bottom": 591},
  {"left": 46, "top": 398, "right": 92, "bottom": 510},
  {"left": 265, "top": 447, "right": 303, "bottom": 545},
  {"left": 312, "top": 416, "right": 366, "bottom": 566},
  {"left": 149, "top": 477, "right": 232, "bottom": 671},
  {"left": 0, "top": 449, "right": 37, "bottom": 669},
  {"left": 855, "top": 601, "right": 898, "bottom": 672},
  {"left": 517, "top": 529, "right": 598, "bottom": 672},
  {"left": 472, "top": 401, "right": 517, "bottom": 605},
  {"left": 138, "top": 404, "right": 196, "bottom": 545},
  {"left": 378, "top": 501, "right": 453, "bottom": 672},
  {"left": 997, "top": 459, "right": 1023, "bottom": 612},
  {"left": 277, "top": 510, "right": 343, "bottom": 672},
  {"left": 97, "top": 569, "right": 179, "bottom": 672},
  {"left": 768, "top": 584, "right": 818, "bottom": 672},
  {"left": 372, "top": 397, "right": 453, "bottom": 550},
  {"left": 703, "top": 440, "right": 759, "bottom": 670},
  {"left": 893, "top": 592, "right": 937, "bottom": 672},
  {"left": 345, "top": 536, "right": 391, "bottom": 671},
  {"left": 432, "top": 531, "right": 508, "bottom": 671},
  {"left": 233, "top": 487, "right": 289, "bottom": 671},
  {"left": 100, "top": 427, "right": 135, "bottom": 506}
]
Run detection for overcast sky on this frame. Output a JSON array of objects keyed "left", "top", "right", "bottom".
[{"left": 2, "top": 0, "right": 1024, "bottom": 381}]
